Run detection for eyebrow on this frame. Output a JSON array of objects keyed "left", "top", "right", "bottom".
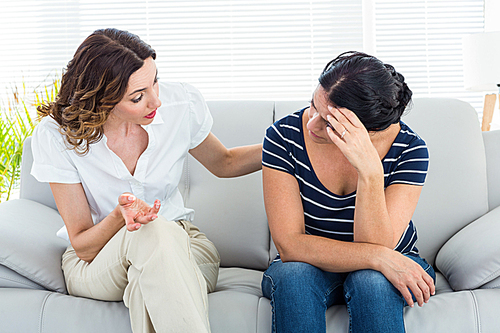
[{"left": 128, "top": 69, "right": 158, "bottom": 96}]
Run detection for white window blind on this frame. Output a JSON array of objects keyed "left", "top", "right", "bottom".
[
  {"left": 371, "top": 0, "right": 485, "bottom": 113},
  {"left": 0, "top": 0, "right": 363, "bottom": 101}
]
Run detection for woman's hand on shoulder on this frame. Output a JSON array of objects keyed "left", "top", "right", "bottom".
[
  {"left": 117, "top": 193, "right": 161, "bottom": 231},
  {"left": 376, "top": 248, "right": 435, "bottom": 308}
]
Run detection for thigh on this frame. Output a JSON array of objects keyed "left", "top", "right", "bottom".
[
  {"left": 176, "top": 220, "right": 221, "bottom": 293},
  {"left": 262, "top": 259, "right": 346, "bottom": 307},
  {"left": 62, "top": 226, "right": 130, "bottom": 301}
]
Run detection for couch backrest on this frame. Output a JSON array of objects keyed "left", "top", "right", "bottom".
[
  {"left": 20, "top": 137, "right": 57, "bottom": 211},
  {"left": 482, "top": 129, "right": 500, "bottom": 210},
  {"left": 401, "top": 98, "right": 488, "bottom": 264},
  {"left": 179, "top": 101, "right": 274, "bottom": 270}
]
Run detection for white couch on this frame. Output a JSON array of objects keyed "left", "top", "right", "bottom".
[{"left": 1, "top": 98, "right": 500, "bottom": 332}]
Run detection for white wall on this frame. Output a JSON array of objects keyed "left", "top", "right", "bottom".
[{"left": 485, "top": 0, "right": 500, "bottom": 31}]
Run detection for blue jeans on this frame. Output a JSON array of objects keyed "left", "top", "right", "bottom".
[{"left": 261, "top": 254, "right": 435, "bottom": 333}]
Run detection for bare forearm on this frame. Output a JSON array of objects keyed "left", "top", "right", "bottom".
[
  {"left": 353, "top": 172, "right": 394, "bottom": 247},
  {"left": 278, "top": 234, "right": 388, "bottom": 273},
  {"left": 71, "top": 206, "right": 125, "bottom": 262},
  {"left": 218, "top": 143, "right": 262, "bottom": 178}
]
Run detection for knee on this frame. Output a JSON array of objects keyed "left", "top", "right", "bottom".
[
  {"left": 263, "top": 261, "right": 321, "bottom": 293},
  {"left": 344, "top": 270, "right": 397, "bottom": 302},
  {"left": 132, "top": 217, "right": 188, "bottom": 248}
]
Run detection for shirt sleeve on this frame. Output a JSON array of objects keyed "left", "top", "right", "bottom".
[
  {"left": 262, "top": 122, "right": 295, "bottom": 175},
  {"left": 30, "top": 118, "right": 81, "bottom": 184},
  {"left": 182, "top": 83, "right": 214, "bottom": 149},
  {"left": 387, "top": 137, "right": 429, "bottom": 187}
]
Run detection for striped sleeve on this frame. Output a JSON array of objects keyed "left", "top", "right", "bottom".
[
  {"left": 387, "top": 138, "right": 429, "bottom": 187},
  {"left": 262, "top": 123, "right": 294, "bottom": 175}
]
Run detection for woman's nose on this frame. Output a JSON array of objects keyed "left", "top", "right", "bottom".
[
  {"left": 150, "top": 90, "right": 162, "bottom": 109},
  {"left": 307, "top": 111, "right": 322, "bottom": 131}
]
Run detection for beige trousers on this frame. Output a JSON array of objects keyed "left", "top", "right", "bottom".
[{"left": 61, "top": 216, "right": 220, "bottom": 333}]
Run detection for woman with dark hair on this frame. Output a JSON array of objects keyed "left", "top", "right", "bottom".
[
  {"left": 261, "top": 51, "right": 435, "bottom": 333},
  {"left": 32, "top": 28, "right": 261, "bottom": 333}
]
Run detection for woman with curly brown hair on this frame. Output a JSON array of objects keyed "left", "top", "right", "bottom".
[{"left": 32, "top": 28, "right": 261, "bottom": 333}]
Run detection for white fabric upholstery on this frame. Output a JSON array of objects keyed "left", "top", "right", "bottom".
[
  {"left": 436, "top": 205, "right": 500, "bottom": 290},
  {"left": 180, "top": 100, "right": 274, "bottom": 270},
  {"left": 401, "top": 98, "right": 489, "bottom": 265},
  {"left": 0, "top": 199, "right": 67, "bottom": 293},
  {"left": 482, "top": 129, "right": 500, "bottom": 210}
]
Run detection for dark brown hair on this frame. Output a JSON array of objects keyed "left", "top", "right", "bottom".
[
  {"left": 319, "top": 51, "right": 412, "bottom": 131},
  {"left": 37, "top": 28, "right": 156, "bottom": 154}
]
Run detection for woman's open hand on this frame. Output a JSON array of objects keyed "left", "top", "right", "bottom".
[
  {"left": 325, "top": 105, "right": 383, "bottom": 177},
  {"left": 118, "top": 193, "right": 161, "bottom": 231},
  {"left": 377, "top": 249, "right": 435, "bottom": 307}
]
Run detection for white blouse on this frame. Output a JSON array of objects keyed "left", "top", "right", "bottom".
[{"left": 31, "top": 81, "right": 213, "bottom": 241}]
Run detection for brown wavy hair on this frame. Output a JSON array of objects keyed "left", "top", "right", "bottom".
[{"left": 37, "top": 28, "right": 156, "bottom": 154}]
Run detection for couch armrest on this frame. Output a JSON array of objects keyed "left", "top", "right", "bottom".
[
  {"left": 0, "top": 199, "right": 68, "bottom": 293},
  {"left": 483, "top": 129, "right": 500, "bottom": 210},
  {"left": 435, "top": 205, "right": 500, "bottom": 291}
]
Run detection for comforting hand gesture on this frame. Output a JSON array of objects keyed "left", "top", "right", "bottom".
[
  {"left": 325, "top": 105, "right": 383, "bottom": 177},
  {"left": 118, "top": 193, "right": 161, "bottom": 231}
]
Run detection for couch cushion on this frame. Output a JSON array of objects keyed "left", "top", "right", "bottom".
[
  {"left": 215, "top": 267, "right": 263, "bottom": 297},
  {"left": 482, "top": 129, "right": 500, "bottom": 210},
  {"left": 0, "top": 264, "right": 46, "bottom": 290},
  {"left": 436, "top": 205, "right": 500, "bottom": 291},
  {"left": 473, "top": 289, "right": 500, "bottom": 333},
  {"left": 480, "top": 276, "right": 500, "bottom": 289},
  {"left": 180, "top": 101, "right": 274, "bottom": 270},
  {"left": 402, "top": 98, "right": 488, "bottom": 265},
  {"left": 20, "top": 137, "right": 58, "bottom": 211},
  {"left": 0, "top": 199, "right": 67, "bottom": 293}
]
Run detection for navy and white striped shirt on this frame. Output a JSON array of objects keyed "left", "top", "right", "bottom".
[{"left": 262, "top": 108, "right": 429, "bottom": 256}]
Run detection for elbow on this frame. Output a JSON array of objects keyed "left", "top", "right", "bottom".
[
  {"left": 212, "top": 155, "right": 234, "bottom": 178},
  {"left": 70, "top": 238, "right": 96, "bottom": 263},
  {"left": 73, "top": 249, "right": 94, "bottom": 263},
  {"left": 274, "top": 242, "right": 298, "bottom": 263}
]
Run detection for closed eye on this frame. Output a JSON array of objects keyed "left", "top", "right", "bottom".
[{"left": 132, "top": 94, "right": 143, "bottom": 103}]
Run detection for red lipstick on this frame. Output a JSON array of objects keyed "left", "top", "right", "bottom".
[{"left": 145, "top": 109, "right": 157, "bottom": 119}]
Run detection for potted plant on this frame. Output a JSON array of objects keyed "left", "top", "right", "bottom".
[{"left": 0, "top": 79, "right": 59, "bottom": 201}]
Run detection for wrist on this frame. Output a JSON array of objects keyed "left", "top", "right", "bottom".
[
  {"left": 111, "top": 205, "right": 126, "bottom": 227},
  {"left": 357, "top": 173, "right": 384, "bottom": 192},
  {"left": 369, "top": 244, "right": 391, "bottom": 272}
]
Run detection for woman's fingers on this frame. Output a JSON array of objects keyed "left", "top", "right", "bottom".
[
  {"left": 150, "top": 199, "right": 161, "bottom": 214},
  {"left": 382, "top": 251, "right": 435, "bottom": 308},
  {"left": 326, "top": 115, "right": 347, "bottom": 141},
  {"left": 118, "top": 193, "right": 161, "bottom": 231},
  {"left": 423, "top": 272, "right": 436, "bottom": 296},
  {"left": 396, "top": 284, "right": 415, "bottom": 308},
  {"left": 335, "top": 106, "right": 365, "bottom": 128},
  {"left": 410, "top": 281, "right": 425, "bottom": 307},
  {"left": 417, "top": 279, "right": 431, "bottom": 304},
  {"left": 118, "top": 193, "right": 135, "bottom": 206}
]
